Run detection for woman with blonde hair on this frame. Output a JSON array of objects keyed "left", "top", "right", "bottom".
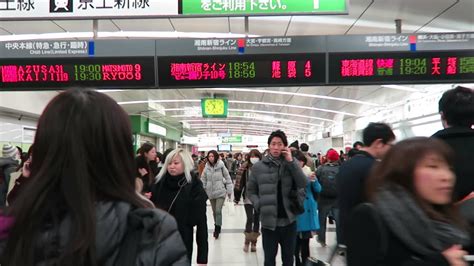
[{"left": 151, "top": 148, "right": 209, "bottom": 265}]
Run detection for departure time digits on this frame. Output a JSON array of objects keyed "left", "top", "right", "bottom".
[{"left": 74, "top": 64, "right": 143, "bottom": 81}]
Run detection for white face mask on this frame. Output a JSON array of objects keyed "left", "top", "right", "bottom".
[{"left": 250, "top": 158, "right": 260, "bottom": 164}]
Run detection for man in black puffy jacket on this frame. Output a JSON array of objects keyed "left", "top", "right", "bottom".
[{"left": 247, "top": 130, "right": 308, "bottom": 266}]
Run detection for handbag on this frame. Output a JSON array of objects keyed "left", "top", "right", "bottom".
[{"left": 289, "top": 177, "right": 305, "bottom": 215}]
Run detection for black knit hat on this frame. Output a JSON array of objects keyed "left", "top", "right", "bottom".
[{"left": 289, "top": 140, "right": 299, "bottom": 150}]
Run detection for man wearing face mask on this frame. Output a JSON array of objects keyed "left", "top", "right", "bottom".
[
  {"left": 234, "top": 149, "right": 263, "bottom": 253},
  {"left": 247, "top": 130, "right": 309, "bottom": 266},
  {"left": 0, "top": 144, "right": 20, "bottom": 207}
]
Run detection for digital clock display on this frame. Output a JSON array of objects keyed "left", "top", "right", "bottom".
[
  {"left": 157, "top": 53, "right": 326, "bottom": 88},
  {"left": 0, "top": 57, "right": 155, "bottom": 90},
  {"left": 328, "top": 50, "right": 474, "bottom": 85}
]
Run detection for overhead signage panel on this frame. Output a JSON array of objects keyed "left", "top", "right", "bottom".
[
  {"left": 157, "top": 53, "right": 326, "bottom": 88},
  {"left": 155, "top": 36, "right": 327, "bottom": 56},
  {"left": 327, "top": 33, "right": 474, "bottom": 52},
  {"left": 181, "top": 0, "right": 348, "bottom": 16},
  {"left": 328, "top": 50, "right": 474, "bottom": 85},
  {"left": 0, "top": 57, "right": 156, "bottom": 90},
  {"left": 0, "top": 0, "right": 178, "bottom": 20}
]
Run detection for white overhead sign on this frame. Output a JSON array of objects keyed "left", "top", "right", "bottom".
[
  {"left": 148, "top": 123, "right": 167, "bottom": 136},
  {"left": 0, "top": 0, "right": 178, "bottom": 19}
]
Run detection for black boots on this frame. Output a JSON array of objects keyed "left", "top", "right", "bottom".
[{"left": 213, "top": 225, "right": 221, "bottom": 239}]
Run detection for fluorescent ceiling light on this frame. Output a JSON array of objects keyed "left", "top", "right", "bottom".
[
  {"left": 231, "top": 100, "right": 355, "bottom": 116},
  {"left": 199, "top": 88, "right": 380, "bottom": 106},
  {"left": 381, "top": 85, "right": 421, "bottom": 92},
  {"left": 99, "top": 31, "right": 258, "bottom": 38},
  {"left": 118, "top": 99, "right": 199, "bottom": 105},
  {"left": 166, "top": 108, "right": 332, "bottom": 123},
  {"left": 170, "top": 108, "right": 326, "bottom": 127},
  {"left": 0, "top": 31, "right": 258, "bottom": 42},
  {"left": 0, "top": 32, "right": 93, "bottom": 42},
  {"left": 230, "top": 109, "right": 332, "bottom": 123},
  {"left": 180, "top": 116, "right": 322, "bottom": 127},
  {"left": 191, "top": 125, "right": 307, "bottom": 134},
  {"left": 185, "top": 121, "right": 309, "bottom": 131},
  {"left": 119, "top": 99, "right": 352, "bottom": 116},
  {"left": 191, "top": 125, "right": 304, "bottom": 133}
]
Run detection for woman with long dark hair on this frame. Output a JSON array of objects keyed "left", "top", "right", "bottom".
[
  {"left": 201, "top": 150, "right": 233, "bottom": 239},
  {"left": 151, "top": 149, "right": 208, "bottom": 265},
  {"left": 135, "top": 142, "right": 157, "bottom": 197},
  {"left": 234, "top": 149, "right": 262, "bottom": 252},
  {"left": 0, "top": 89, "right": 188, "bottom": 265},
  {"left": 347, "top": 137, "right": 470, "bottom": 266}
]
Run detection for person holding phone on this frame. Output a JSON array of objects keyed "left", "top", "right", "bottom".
[{"left": 247, "top": 130, "right": 308, "bottom": 266}]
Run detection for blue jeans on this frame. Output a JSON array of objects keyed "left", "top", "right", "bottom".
[{"left": 262, "top": 222, "right": 297, "bottom": 266}]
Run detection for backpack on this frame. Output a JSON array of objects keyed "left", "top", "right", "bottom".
[{"left": 318, "top": 164, "right": 339, "bottom": 198}]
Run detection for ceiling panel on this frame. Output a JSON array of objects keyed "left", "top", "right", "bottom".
[
  {"left": 248, "top": 16, "right": 291, "bottom": 36},
  {"left": 170, "top": 18, "right": 230, "bottom": 33},
  {"left": 112, "top": 19, "right": 174, "bottom": 31},
  {"left": 348, "top": 0, "right": 462, "bottom": 34},
  {"left": 421, "top": 0, "right": 474, "bottom": 32},
  {"left": 54, "top": 20, "right": 93, "bottom": 32},
  {"left": 0, "top": 21, "right": 60, "bottom": 34},
  {"left": 97, "top": 20, "right": 120, "bottom": 31}
]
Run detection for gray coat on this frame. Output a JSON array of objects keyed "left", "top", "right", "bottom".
[
  {"left": 201, "top": 160, "right": 233, "bottom": 200},
  {"left": 247, "top": 156, "right": 308, "bottom": 230},
  {"left": 0, "top": 201, "right": 189, "bottom": 265}
]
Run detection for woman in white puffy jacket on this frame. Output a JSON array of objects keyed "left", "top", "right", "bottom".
[{"left": 201, "top": 150, "right": 233, "bottom": 239}]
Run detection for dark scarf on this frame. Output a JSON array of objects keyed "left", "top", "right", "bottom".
[
  {"left": 267, "top": 154, "right": 282, "bottom": 167},
  {"left": 375, "top": 184, "right": 470, "bottom": 255}
]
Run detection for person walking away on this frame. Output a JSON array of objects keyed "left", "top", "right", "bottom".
[
  {"left": 337, "top": 122, "right": 395, "bottom": 246},
  {"left": 0, "top": 89, "right": 188, "bottom": 265},
  {"left": 0, "top": 144, "right": 20, "bottom": 207},
  {"left": 247, "top": 130, "right": 308, "bottom": 266},
  {"left": 316, "top": 149, "right": 341, "bottom": 247},
  {"left": 152, "top": 149, "right": 209, "bottom": 265},
  {"left": 300, "top": 143, "right": 315, "bottom": 172},
  {"left": 234, "top": 149, "right": 262, "bottom": 252},
  {"left": 292, "top": 150, "right": 321, "bottom": 266},
  {"left": 347, "top": 137, "right": 470, "bottom": 266},
  {"left": 201, "top": 150, "right": 233, "bottom": 239},
  {"left": 432, "top": 86, "right": 474, "bottom": 201}
]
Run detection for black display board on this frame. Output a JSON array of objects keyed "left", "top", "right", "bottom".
[
  {"left": 0, "top": 57, "right": 156, "bottom": 90},
  {"left": 328, "top": 50, "right": 474, "bottom": 85},
  {"left": 157, "top": 53, "right": 326, "bottom": 88}
]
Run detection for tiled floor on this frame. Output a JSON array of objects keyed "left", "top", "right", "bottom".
[{"left": 191, "top": 201, "right": 346, "bottom": 266}]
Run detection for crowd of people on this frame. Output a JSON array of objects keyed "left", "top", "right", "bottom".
[{"left": 0, "top": 85, "right": 472, "bottom": 265}]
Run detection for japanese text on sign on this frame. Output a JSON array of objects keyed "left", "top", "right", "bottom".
[{"left": 0, "top": 0, "right": 178, "bottom": 19}]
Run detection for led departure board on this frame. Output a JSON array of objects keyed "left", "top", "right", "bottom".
[
  {"left": 329, "top": 50, "right": 474, "bottom": 85},
  {"left": 0, "top": 57, "right": 155, "bottom": 90},
  {"left": 157, "top": 53, "right": 326, "bottom": 88}
]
